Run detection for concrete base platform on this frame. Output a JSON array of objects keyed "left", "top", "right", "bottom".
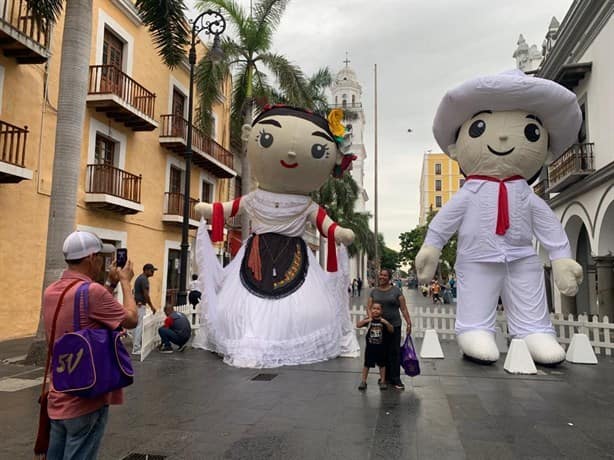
[{"left": 1, "top": 332, "right": 614, "bottom": 459}]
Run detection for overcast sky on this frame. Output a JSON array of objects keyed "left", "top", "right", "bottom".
[{"left": 191, "top": 0, "right": 574, "bottom": 250}]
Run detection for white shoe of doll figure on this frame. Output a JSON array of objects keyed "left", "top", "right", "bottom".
[
  {"left": 457, "top": 330, "right": 500, "bottom": 363},
  {"left": 523, "top": 333, "right": 566, "bottom": 365}
]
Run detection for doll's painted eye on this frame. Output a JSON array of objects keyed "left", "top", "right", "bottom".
[
  {"left": 258, "top": 129, "right": 274, "bottom": 148},
  {"left": 468, "top": 120, "right": 486, "bottom": 138},
  {"left": 311, "top": 143, "right": 328, "bottom": 159},
  {"left": 524, "top": 123, "right": 541, "bottom": 142}
]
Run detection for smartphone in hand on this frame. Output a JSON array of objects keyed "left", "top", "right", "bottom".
[{"left": 116, "top": 248, "right": 128, "bottom": 268}]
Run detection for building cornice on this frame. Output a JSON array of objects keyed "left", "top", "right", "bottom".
[
  {"left": 549, "top": 160, "right": 614, "bottom": 209},
  {"left": 110, "top": 0, "right": 143, "bottom": 26},
  {"left": 537, "top": 0, "right": 614, "bottom": 78}
]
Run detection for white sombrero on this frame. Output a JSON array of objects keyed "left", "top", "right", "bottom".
[{"left": 432, "top": 69, "right": 582, "bottom": 157}]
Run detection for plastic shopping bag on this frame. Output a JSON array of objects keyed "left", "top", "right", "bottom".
[{"left": 400, "top": 335, "right": 420, "bottom": 377}]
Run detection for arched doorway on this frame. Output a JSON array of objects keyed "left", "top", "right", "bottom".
[
  {"left": 596, "top": 196, "right": 614, "bottom": 319},
  {"left": 575, "top": 225, "right": 594, "bottom": 316}
]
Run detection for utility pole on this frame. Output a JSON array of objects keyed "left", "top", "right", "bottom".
[{"left": 373, "top": 63, "right": 379, "bottom": 273}]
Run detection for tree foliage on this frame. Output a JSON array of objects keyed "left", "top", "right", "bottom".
[
  {"left": 311, "top": 174, "right": 373, "bottom": 258},
  {"left": 398, "top": 211, "right": 457, "bottom": 277},
  {"left": 195, "top": 0, "right": 313, "bottom": 142}
]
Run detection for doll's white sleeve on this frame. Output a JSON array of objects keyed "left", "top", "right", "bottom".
[
  {"left": 424, "top": 189, "right": 468, "bottom": 250},
  {"left": 530, "top": 194, "right": 572, "bottom": 261}
]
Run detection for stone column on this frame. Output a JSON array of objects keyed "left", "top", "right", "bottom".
[{"left": 594, "top": 256, "right": 614, "bottom": 319}]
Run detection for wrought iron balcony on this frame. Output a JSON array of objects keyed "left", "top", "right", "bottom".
[
  {"left": 328, "top": 103, "right": 363, "bottom": 109},
  {"left": 547, "top": 143, "right": 594, "bottom": 193},
  {"left": 84, "top": 164, "right": 143, "bottom": 214},
  {"left": 163, "top": 192, "right": 199, "bottom": 227},
  {"left": 87, "top": 65, "right": 157, "bottom": 131},
  {"left": 159, "top": 114, "right": 236, "bottom": 178},
  {"left": 0, "top": 119, "right": 31, "bottom": 183},
  {"left": 0, "top": 0, "right": 50, "bottom": 63},
  {"left": 533, "top": 178, "right": 549, "bottom": 201}
]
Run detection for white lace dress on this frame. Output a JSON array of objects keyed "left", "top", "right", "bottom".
[{"left": 192, "top": 189, "right": 359, "bottom": 368}]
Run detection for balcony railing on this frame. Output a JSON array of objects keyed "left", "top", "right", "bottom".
[
  {"left": 0, "top": 119, "right": 28, "bottom": 167},
  {"left": 328, "top": 103, "right": 363, "bottom": 109},
  {"left": 86, "top": 164, "right": 142, "bottom": 203},
  {"left": 160, "top": 114, "right": 234, "bottom": 172},
  {"left": 533, "top": 178, "right": 548, "bottom": 201},
  {"left": 164, "top": 192, "right": 198, "bottom": 221},
  {"left": 0, "top": 0, "right": 50, "bottom": 63},
  {"left": 547, "top": 143, "right": 594, "bottom": 193},
  {"left": 87, "top": 65, "right": 157, "bottom": 130}
]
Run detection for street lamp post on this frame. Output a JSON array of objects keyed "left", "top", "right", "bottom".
[{"left": 177, "top": 10, "right": 226, "bottom": 306}]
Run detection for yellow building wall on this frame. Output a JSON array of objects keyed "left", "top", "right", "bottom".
[
  {"left": 0, "top": 0, "right": 234, "bottom": 340},
  {"left": 420, "top": 153, "right": 463, "bottom": 224}
]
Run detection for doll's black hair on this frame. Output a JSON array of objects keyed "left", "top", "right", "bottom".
[{"left": 252, "top": 105, "right": 337, "bottom": 144}]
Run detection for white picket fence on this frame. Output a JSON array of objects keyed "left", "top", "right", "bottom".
[
  {"left": 349, "top": 304, "right": 613, "bottom": 356},
  {"left": 138, "top": 304, "right": 200, "bottom": 361},
  {"left": 137, "top": 303, "right": 613, "bottom": 360}
]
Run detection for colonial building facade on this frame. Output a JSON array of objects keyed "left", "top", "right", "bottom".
[
  {"left": 520, "top": 0, "right": 614, "bottom": 318},
  {"left": 0, "top": 0, "right": 236, "bottom": 339},
  {"left": 418, "top": 153, "right": 463, "bottom": 225}
]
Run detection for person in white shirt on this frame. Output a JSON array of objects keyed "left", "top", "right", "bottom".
[{"left": 416, "top": 70, "right": 583, "bottom": 365}]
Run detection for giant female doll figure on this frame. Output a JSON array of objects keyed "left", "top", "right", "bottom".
[{"left": 192, "top": 105, "right": 360, "bottom": 368}]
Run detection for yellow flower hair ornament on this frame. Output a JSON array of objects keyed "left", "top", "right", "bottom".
[{"left": 327, "top": 109, "right": 346, "bottom": 141}]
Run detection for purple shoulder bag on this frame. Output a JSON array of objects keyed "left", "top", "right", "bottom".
[{"left": 51, "top": 282, "right": 134, "bottom": 398}]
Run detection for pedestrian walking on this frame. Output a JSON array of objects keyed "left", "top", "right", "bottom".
[
  {"left": 132, "top": 263, "right": 157, "bottom": 355},
  {"left": 40, "top": 231, "right": 138, "bottom": 459},
  {"left": 188, "top": 274, "right": 202, "bottom": 307},
  {"left": 357, "top": 277, "right": 363, "bottom": 296},
  {"left": 356, "top": 303, "right": 393, "bottom": 391},
  {"left": 431, "top": 279, "right": 442, "bottom": 304},
  {"left": 352, "top": 278, "right": 358, "bottom": 297},
  {"left": 367, "top": 269, "right": 412, "bottom": 390},
  {"left": 158, "top": 306, "right": 192, "bottom": 353}
]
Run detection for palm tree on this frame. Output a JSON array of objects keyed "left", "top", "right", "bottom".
[
  {"left": 194, "top": 0, "right": 313, "bottom": 239},
  {"left": 25, "top": 0, "right": 190, "bottom": 364},
  {"left": 312, "top": 174, "right": 373, "bottom": 267}
]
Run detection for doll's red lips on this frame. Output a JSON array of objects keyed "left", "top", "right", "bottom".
[
  {"left": 487, "top": 145, "right": 515, "bottom": 156},
  {"left": 280, "top": 160, "right": 298, "bottom": 168}
]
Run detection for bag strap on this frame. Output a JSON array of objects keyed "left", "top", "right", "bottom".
[
  {"left": 39, "top": 279, "right": 81, "bottom": 400},
  {"left": 72, "top": 282, "right": 91, "bottom": 332}
]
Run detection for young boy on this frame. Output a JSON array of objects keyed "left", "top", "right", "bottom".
[{"left": 357, "top": 303, "right": 394, "bottom": 391}]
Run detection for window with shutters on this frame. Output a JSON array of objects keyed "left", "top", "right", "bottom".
[
  {"left": 435, "top": 179, "right": 442, "bottom": 192},
  {"left": 435, "top": 195, "right": 442, "bottom": 208}
]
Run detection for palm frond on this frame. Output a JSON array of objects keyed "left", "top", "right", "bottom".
[
  {"left": 253, "top": 0, "right": 290, "bottom": 35},
  {"left": 197, "top": 0, "right": 248, "bottom": 39},
  {"left": 195, "top": 58, "right": 230, "bottom": 135},
  {"left": 135, "top": 0, "right": 190, "bottom": 68},
  {"left": 25, "top": 0, "right": 63, "bottom": 26},
  {"left": 260, "top": 52, "right": 310, "bottom": 107}
]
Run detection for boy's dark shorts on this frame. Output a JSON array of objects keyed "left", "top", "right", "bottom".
[{"left": 364, "top": 346, "right": 386, "bottom": 368}]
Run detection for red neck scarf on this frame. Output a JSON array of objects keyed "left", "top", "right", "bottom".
[{"left": 466, "top": 175, "right": 524, "bottom": 235}]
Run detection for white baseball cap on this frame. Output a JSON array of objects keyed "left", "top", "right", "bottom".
[
  {"left": 63, "top": 231, "right": 115, "bottom": 261},
  {"left": 432, "top": 69, "right": 582, "bottom": 157}
]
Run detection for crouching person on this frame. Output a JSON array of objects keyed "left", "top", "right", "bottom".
[{"left": 158, "top": 306, "right": 191, "bottom": 353}]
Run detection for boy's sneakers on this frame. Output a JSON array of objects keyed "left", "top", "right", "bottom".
[
  {"left": 358, "top": 381, "right": 367, "bottom": 391},
  {"left": 177, "top": 344, "right": 188, "bottom": 353},
  {"left": 378, "top": 381, "right": 388, "bottom": 391},
  {"left": 393, "top": 382, "right": 405, "bottom": 391},
  {"left": 160, "top": 345, "right": 173, "bottom": 353}
]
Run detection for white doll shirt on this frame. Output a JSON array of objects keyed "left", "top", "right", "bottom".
[{"left": 424, "top": 178, "right": 571, "bottom": 263}]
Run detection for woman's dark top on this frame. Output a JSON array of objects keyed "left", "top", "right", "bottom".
[{"left": 369, "top": 286, "right": 403, "bottom": 327}]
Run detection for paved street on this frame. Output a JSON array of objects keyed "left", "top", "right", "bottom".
[{"left": 1, "top": 289, "right": 613, "bottom": 459}]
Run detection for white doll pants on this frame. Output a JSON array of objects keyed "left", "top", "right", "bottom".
[{"left": 455, "top": 255, "right": 555, "bottom": 337}]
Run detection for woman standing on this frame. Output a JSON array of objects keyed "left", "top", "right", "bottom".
[{"left": 368, "top": 269, "right": 412, "bottom": 390}]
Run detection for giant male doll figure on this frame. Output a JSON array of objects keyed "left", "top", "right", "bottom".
[{"left": 416, "top": 70, "right": 583, "bottom": 365}]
